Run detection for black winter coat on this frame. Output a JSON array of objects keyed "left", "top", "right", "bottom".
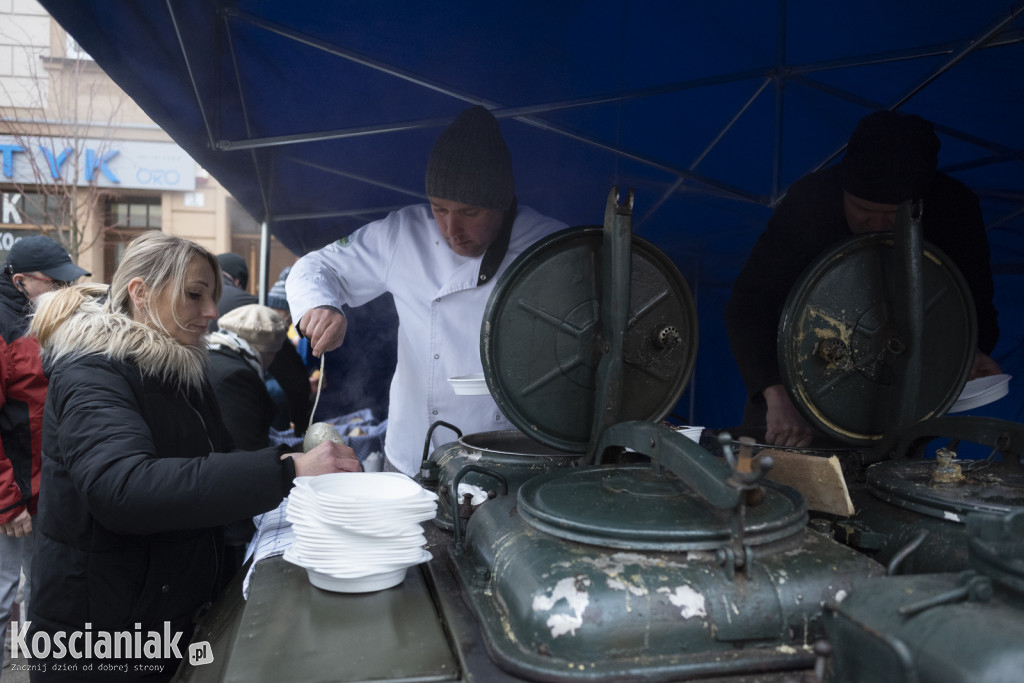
[
  {"left": 28, "top": 292, "right": 294, "bottom": 681},
  {"left": 207, "top": 344, "right": 276, "bottom": 452},
  {"left": 214, "top": 277, "right": 313, "bottom": 434}
]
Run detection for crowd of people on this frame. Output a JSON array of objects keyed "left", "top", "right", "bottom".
[{"left": 0, "top": 105, "right": 1000, "bottom": 682}]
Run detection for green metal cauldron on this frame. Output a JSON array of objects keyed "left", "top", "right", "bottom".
[
  {"left": 823, "top": 509, "right": 1024, "bottom": 682},
  {"left": 775, "top": 206, "right": 1024, "bottom": 574},
  {"left": 423, "top": 428, "right": 581, "bottom": 530},
  {"left": 448, "top": 423, "right": 885, "bottom": 681}
]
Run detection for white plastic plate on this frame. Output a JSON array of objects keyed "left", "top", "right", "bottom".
[
  {"left": 949, "top": 374, "right": 1011, "bottom": 413},
  {"left": 448, "top": 373, "right": 489, "bottom": 395}
]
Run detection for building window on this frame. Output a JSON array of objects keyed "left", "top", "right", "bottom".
[
  {"left": 0, "top": 190, "right": 71, "bottom": 228},
  {"left": 65, "top": 33, "right": 94, "bottom": 61},
  {"left": 108, "top": 199, "right": 161, "bottom": 229},
  {"left": 102, "top": 229, "right": 145, "bottom": 284}
]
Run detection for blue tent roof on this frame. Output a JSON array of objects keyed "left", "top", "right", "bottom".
[{"left": 40, "top": 0, "right": 1024, "bottom": 432}]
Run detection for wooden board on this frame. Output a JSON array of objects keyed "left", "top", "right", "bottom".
[{"left": 756, "top": 449, "right": 855, "bottom": 517}]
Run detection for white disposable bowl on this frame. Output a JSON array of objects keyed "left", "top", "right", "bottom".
[
  {"left": 448, "top": 373, "right": 489, "bottom": 395},
  {"left": 306, "top": 566, "right": 408, "bottom": 593}
]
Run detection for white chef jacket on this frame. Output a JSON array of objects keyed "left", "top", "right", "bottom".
[{"left": 287, "top": 204, "right": 568, "bottom": 475}]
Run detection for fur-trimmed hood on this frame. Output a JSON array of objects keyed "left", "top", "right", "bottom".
[{"left": 30, "top": 284, "right": 208, "bottom": 391}]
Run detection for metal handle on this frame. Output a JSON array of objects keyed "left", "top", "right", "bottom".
[
  {"left": 419, "top": 421, "right": 463, "bottom": 479},
  {"left": 450, "top": 465, "right": 508, "bottom": 555}
]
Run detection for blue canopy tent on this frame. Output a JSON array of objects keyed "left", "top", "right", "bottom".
[{"left": 39, "top": 0, "right": 1024, "bottom": 434}]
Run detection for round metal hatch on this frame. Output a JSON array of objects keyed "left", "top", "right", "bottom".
[
  {"left": 867, "top": 461, "right": 1024, "bottom": 520},
  {"left": 779, "top": 234, "right": 976, "bottom": 445},
  {"left": 517, "top": 465, "right": 807, "bottom": 551},
  {"left": 481, "top": 227, "right": 698, "bottom": 452}
]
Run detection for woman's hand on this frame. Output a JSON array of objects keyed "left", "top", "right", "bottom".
[{"left": 286, "top": 440, "right": 362, "bottom": 476}]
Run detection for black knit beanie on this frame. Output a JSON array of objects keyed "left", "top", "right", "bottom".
[
  {"left": 840, "top": 110, "right": 940, "bottom": 204},
  {"left": 425, "top": 106, "right": 515, "bottom": 211}
]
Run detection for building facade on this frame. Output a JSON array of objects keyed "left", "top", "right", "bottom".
[{"left": 0, "top": 0, "right": 294, "bottom": 291}]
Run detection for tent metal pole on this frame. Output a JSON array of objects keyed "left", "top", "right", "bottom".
[
  {"left": 221, "top": 9, "right": 273, "bottom": 227},
  {"left": 771, "top": 0, "right": 788, "bottom": 204},
  {"left": 258, "top": 221, "right": 270, "bottom": 306},
  {"left": 636, "top": 78, "right": 772, "bottom": 229},
  {"left": 790, "top": 29, "right": 1024, "bottom": 76},
  {"left": 889, "top": 4, "right": 1024, "bottom": 110},
  {"left": 273, "top": 206, "right": 410, "bottom": 222},
  {"left": 215, "top": 68, "right": 773, "bottom": 152},
  {"left": 792, "top": 75, "right": 1017, "bottom": 164},
  {"left": 164, "top": 0, "right": 216, "bottom": 151}
]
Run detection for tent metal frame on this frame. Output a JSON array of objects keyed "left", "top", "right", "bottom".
[{"left": 159, "top": 0, "right": 1024, "bottom": 289}]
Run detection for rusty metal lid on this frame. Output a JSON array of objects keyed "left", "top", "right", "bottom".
[
  {"left": 868, "top": 460, "right": 1024, "bottom": 521},
  {"left": 779, "top": 234, "right": 976, "bottom": 446},
  {"left": 481, "top": 227, "right": 698, "bottom": 452},
  {"left": 517, "top": 464, "right": 807, "bottom": 550}
]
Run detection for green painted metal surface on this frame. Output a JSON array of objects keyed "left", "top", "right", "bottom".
[
  {"left": 517, "top": 464, "right": 806, "bottom": 551},
  {"left": 454, "top": 493, "right": 884, "bottom": 681},
  {"left": 180, "top": 557, "right": 459, "bottom": 683},
  {"left": 427, "top": 430, "right": 580, "bottom": 531},
  {"left": 778, "top": 233, "right": 975, "bottom": 446},
  {"left": 823, "top": 510, "right": 1024, "bottom": 682},
  {"left": 480, "top": 225, "right": 698, "bottom": 453}
]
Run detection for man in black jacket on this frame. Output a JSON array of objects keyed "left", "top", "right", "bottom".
[{"left": 725, "top": 111, "right": 1000, "bottom": 447}]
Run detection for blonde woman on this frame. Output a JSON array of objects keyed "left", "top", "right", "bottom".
[{"left": 25, "top": 232, "right": 358, "bottom": 681}]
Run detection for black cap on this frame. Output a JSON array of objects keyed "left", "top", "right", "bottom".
[
  {"left": 6, "top": 235, "right": 90, "bottom": 281},
  {"left": 217, "top": 253, "right": 249, "bottom": 289},
  {"left": 840, "top": 110, "right": 940, "bottom": 204},
  {"left": 425, "top": 106, "right": 515, "bottom": 211}
]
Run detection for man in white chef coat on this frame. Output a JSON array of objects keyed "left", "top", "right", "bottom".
[{"left": 287, "top": 106, "right": 568, "bottom": 475}]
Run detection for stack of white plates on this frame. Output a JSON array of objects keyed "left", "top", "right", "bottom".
[
  {"left": 674, "top": 425, "right": 704, "bottom": 443},
  {"left": 283, "top": 472, "right": 438, "bottom": 593}
]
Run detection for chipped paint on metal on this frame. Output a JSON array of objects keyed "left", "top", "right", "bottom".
[
  {"left": 944, "top": 510, "right": 961, "bottom": 522},
  {"left": 533, "top": 576, "right": 592, "bottom": 637},
  {"left": 834, "top": 589, "right": 848, "bottom": 603},
  {"left": 656, "top": 585, "right": 707, "bottom": 620}
]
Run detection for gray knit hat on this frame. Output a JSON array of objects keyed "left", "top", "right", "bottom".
[
  {"left": 425, "top": 106, "right": 515, "bottom": 211},
  {"left": 267, "top": 266, "right": 290, "bottom": 311}
]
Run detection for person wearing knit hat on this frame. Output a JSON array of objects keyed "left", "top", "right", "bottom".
[
  {"left": 206, "top": 303, "right": 298, "bottom": 582},
  {"left": 216, "top": 304, "right": 289, "bottom": 362},
  {"left": 211, "top": 257, "right": 314, "bottom": 438},
  {"left": 266, "top": 266, "right": 291, "bottom": 313},
  {"left": 207, "top": 305, "right": 288, "bottom": 441},
  {"left": 425, "top": 105, "right": 516, "bottom": 214},
  {"left": 287, "top": 105, "right": 568, "bottom": 475},
  {"left": 725, "top": 109, "right": 1000, "bottom": 449}
]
